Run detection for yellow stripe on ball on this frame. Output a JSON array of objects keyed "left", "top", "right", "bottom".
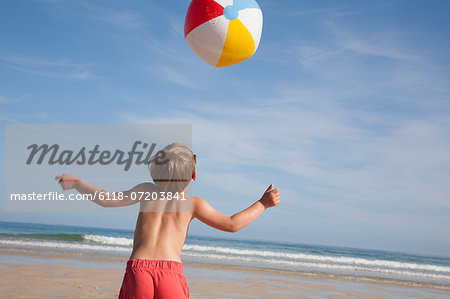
[{"left": 216, "top": 19, "right": 256, "bottom": 67}]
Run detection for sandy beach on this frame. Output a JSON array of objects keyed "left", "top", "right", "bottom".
[{"left": 0, "top": 247, "right": 448, "bottom": 299}]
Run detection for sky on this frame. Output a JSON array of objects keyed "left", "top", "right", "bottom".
[{"left": 1, "top": 0, "right": 450, "bottom": 257}]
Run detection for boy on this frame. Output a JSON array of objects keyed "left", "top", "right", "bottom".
[{"left": 56, "top": 142, "right": 280, "bottom": 298}]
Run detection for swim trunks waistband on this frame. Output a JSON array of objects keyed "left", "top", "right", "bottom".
[{"left": 126, "top": 259, "right": 184, "bottom": 273}]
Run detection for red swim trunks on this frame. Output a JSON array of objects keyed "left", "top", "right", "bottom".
[{"left": 119, "top": 259, "right": 189, "bottom": 299}]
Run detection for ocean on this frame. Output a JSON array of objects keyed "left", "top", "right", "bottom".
[{"left": 0, "top": 221, "right": 449, "bottom": 288}]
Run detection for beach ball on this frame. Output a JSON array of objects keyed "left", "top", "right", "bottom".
[{"left": 184, "top": 0, "right": 263, "bottom": 67}]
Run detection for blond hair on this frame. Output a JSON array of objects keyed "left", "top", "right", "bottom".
[{"left": 149, "top": 142, "right": 195, "bottom": 192}]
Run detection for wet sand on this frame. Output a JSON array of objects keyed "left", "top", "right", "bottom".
[{"left": 0, "top": 247, "right": 448, "bottom": 298}]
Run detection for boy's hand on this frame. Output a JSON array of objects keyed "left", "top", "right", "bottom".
[
  {"left": 260, "top": 184, "right": 280, "bottom": 209},
  {"left": 55, "top": 173, "right": 81, "bottom": 190}
]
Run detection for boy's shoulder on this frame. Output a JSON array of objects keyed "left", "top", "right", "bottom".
[{"left": 190, "top": 196, "right": 207, "bottom": 209}]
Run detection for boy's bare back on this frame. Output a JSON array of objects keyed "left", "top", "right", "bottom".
[{"left": 130, "top": 183, "right": 193, "bottom": 262}]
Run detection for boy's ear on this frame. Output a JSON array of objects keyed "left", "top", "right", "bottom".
[{"left": 192, "top": 170, "right": 197, "bottom": 181}]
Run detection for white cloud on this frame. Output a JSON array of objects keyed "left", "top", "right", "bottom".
[
  {"left": 0, "top": 52, "right": 97, "bottom": 80},
  {"left": 333, "top": 30, "right": 419, "bottom": 61},
  {"left": 93, "top": 9, "right": 146, "bottom": 30},
  {"left": 0, "top": 94, "right": 26, "bottom": 104},
  {"left": 156, "top": 65, "right": 197, "bottom": 88},
  {"left": 32, "top": 0, "right": 147, "bottom": 31},
  {"left": 0, "top": 116, "right": 21, "bottom": 123}
]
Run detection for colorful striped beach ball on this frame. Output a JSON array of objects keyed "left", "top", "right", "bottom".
[{"left": 184, "top": 0, "right": 263, "bottom": 67}]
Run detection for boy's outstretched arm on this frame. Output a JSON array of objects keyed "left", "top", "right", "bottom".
[
  {"left": 55, "top": 172, "right": 145, "bottom": 208},
  {"left": 193, "top": 184, "right": 280, "bottom": 233}
]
